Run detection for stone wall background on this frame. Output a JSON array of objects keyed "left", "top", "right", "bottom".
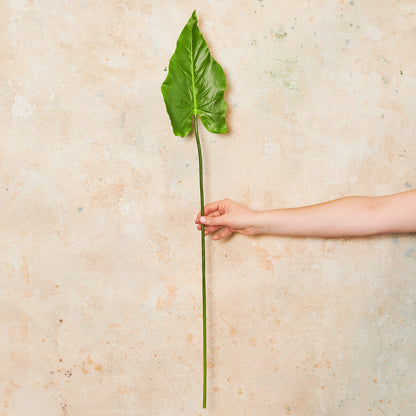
[{"left": 1, "top": 1, "right": 416, "bottom": 415}]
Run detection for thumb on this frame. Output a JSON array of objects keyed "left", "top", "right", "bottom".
[{"left": 200, "top": 215, "right": 227, "bottom": 227}]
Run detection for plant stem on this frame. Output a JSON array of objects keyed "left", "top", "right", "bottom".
[{"left": 194, "top": 115, "right": 207, "bottom": 409}]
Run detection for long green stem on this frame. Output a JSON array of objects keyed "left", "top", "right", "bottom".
[{"left": 194, "top": 115, "right": 207, "bottom": 408}]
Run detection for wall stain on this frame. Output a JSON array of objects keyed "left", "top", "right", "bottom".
[
  {"left": 156, "top": 285, "right": 177, "bottom": 311},
  {"left": 20, "top": 255, "right": 30, "bottom": 283}
]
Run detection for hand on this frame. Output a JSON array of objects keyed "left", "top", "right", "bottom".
[{"left": 195, "top": 199, "right": 259, "bottom": 240}]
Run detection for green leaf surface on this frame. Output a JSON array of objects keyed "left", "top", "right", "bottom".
[{"left": 161, "top": 10, "right": 227, "bottom": 137}]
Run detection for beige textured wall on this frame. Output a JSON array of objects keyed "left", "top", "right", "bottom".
[{"left": 1, "top": 0, "right": 416, "bottom": 415}]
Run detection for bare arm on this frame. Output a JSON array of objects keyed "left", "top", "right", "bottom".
[{"left": 195, "top": 190, "right": 416, "bottom": 239}]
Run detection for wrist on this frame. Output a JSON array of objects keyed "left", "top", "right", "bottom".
[
  {"left": 251, "top": 210, "right": 283, "bottom": 236},
  {"left": 250, "top": 210, "right": 271, "bottom": 235}
]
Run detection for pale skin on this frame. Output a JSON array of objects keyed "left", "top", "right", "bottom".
[{"left": 195, "top": 189, "right": 416, "bottom": 240}]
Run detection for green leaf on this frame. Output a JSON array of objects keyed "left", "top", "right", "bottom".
[{"left": 161, "top": 10, "right": 228, "bottom": 137}]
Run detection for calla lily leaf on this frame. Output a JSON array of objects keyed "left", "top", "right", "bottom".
[{"left": 161, "top": 10, "right": 227, "bottom": 137}]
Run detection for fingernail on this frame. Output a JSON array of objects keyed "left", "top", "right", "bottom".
[{"left": 200, "top": 217, "right": 206, "bottom": 223}]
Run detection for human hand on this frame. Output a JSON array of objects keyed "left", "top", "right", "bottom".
[{"left": 195, "top": 199, "right": 259, "bottom": 240}]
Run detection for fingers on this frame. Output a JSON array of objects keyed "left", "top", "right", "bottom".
[
  {"left": 199, "top": 214, "right": 227, "bottom": 227},
  {"left": 195, "top": 209, "right": 220, "bottom": 224},
  {"left": 197, "top": 224, "right": 222, "bottom": 235},
  {"left": 196, "top": 223, "right": 234, "bottom": 240},
  {"left": 195, "top": 211, "right": 221, "bottom": 231},
  {"left": 212, "top": 227, "right": 233, "bottom": 240},
  {"left": 195, "top": 199, "right": 228, "bottom": 224},
  {"left": 195, "top": 199, "right": 234, "bottom": 239},
  {"left": 194, "top": 199, "right": 239, "bottom": 241},
  {"left": 197, "top": 212, "right": 222, "bottom": 234},
  {"left": 196, "top": 213, "right": 225, "bottom": 227},
  {"left": 203, "top": 200, "right": 225, "bottom": 215}
]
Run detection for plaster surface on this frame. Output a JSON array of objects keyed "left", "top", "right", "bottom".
[{"left": 1, "top": 1, "right": 416, "bottom": 415}]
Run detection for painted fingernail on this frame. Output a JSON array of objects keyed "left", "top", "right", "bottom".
[{"left": 200, "top": 217, "right": 206, "bottom": 223}]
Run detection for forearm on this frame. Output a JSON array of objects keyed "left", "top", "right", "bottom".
[{"left": 252, "top": 191, "right": 416, "bottom": 237}]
